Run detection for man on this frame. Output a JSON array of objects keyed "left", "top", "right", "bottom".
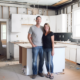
[{"left": 28, "top": 16, "right": 44, "bottom": 79}]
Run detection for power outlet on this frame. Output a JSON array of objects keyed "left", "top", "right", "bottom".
[{"left": 16, "top": 35, "right": 18, "bottom": 37}]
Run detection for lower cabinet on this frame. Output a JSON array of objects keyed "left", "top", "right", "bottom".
[
  {"left": 69, "top": 48, "right": 76, "bottom": 62},
  {"left": 14, "top": 44, "right": 19, "bottom": 60},
  {"left": 77, "top": 46, "right": 80, "bottom": 64},
  {"left": 65, "top": 48, "right": 70, "bottom": 60},
  {"left": 10, "top": 43, "right": 19, "bottom": 60}
]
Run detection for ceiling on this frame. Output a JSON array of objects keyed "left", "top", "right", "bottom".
[{"left": 2, "top": 0, "right": 62, "bottom": 6}]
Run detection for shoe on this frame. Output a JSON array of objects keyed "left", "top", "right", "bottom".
[
  {"left": 38, "top": 73, "right": 44, "bottom": 77},
  {"left": 46, "top": 74, "right": 50, "bottom": 78},
  {"left": 31, "top": 75, "right": 37, "bottom": 79},
  {"left": 49, "top": 75, "right": 54, "bottom": 79}
]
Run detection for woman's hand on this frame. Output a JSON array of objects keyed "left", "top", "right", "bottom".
[{"left": 51, "top": 50, "right": 54, "bottom": 56}]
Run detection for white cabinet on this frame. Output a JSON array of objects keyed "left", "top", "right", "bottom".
[
  {"left": 21, "top": 15, "right": 36, "bottom": 25},
  {"left": 69, "top": 48, "right": 76, "bottom": 62},
  {"left": 11, "top": 14, "right": 21, "bottom": 32},
  {"left": 10, "top": 43, "right": 19, "bottom": 60},
  {"left": 56, "top": 42, "right": 77, "bottom": 63},
  {"left": 21, "top": 15, "right": 29, "bottom": 24},
  {"left": 14, "top": 44, "right": 19, "bottom": 60},
  {"left": 49, "top": 16, "right": 57, "bottom": 32},
  {"left": 65, "top": 48, "right": 70, "bottom": 60},
  {"left": 77, "top": 46, "right": 80, "bottom": 63},
  {"left": 68, "top": 13, "right": 72, "bottom": 32},
  {"left": 41, "top": 16, "right": 49, "bottom": 26},
  {"left": 57, "top": 14, "right": 67, "bottom": 33},
  {"left": 28, "top": 15, "right": 36, "bottom": 25}
]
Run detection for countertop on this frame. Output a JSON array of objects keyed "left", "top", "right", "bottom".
[
  {"left": 10, "top": 41, "right": 77, "bottom": 45},
  {"left": 54, "top": 41, "right": 78, "bottom": 45},
  {"left": 10, "top": 41, "right": 29, "bottom": 44},
  {"left": 17, "top": 43, "right": 66, "bottom": 48}
]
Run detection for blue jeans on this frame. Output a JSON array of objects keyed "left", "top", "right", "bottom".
[
  {"left": 32, "top": 46, "right": 44, "bottom": 75},
  {"left": 44, "top": 48, "right": 54, "bottom": 73}
]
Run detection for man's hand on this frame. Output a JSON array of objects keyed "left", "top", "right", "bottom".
[
  {"left": 32, "top": 44, "right": 37, "bottom": 47},
  {"left": 51, "top": 50, "right": 54, "bottom": 56}
]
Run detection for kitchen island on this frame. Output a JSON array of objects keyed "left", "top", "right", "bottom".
[{"left": 18, "top": 43, "right": 66, "bottom": 75}]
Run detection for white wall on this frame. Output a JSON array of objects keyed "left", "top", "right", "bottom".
[
  {"left": 67, "top": 6, "right": 71, "bottom": 13},
  {"left": 3, "top": 6, "right": 9, "bottom": 19},
  {"left": 73, "top": 4, "right": 78, "bottom": 9},
  {"left": 18, "top": 7, "right": 27, "bottom": 14},
  {"left": 10, "top": 7, "right": 17, "bottom": 14}
]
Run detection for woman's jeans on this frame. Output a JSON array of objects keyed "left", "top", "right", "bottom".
[
  {"left": 32, "top": 46, "right": 44, "bottom": 75},
  {"left": 44, "top": 48, "right": 54, "bottom": 73}
]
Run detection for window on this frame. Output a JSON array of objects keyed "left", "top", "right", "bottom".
[
  {"left": 72, "top": 8, "right": 80, "bottom": 39},
  {"left": 1, "top": 23, "right": 6, "bottom": 40}
]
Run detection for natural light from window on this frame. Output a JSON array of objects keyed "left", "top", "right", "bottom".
[{"left": 1, "top": 23, "right": 6, "bottom": 40}]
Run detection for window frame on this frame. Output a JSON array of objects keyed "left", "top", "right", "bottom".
[
  {"left": 72, "top": 7, "right": 80, "bottom": 39},
  {"left": 1, "top": 23, "right": 6, "bottom": 40}
]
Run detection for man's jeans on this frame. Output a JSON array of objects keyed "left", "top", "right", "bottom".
[{"left": 32, "top": 46, "right": 44, "bottom": 75}]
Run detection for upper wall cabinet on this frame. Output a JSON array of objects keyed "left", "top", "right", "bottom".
[
  {"left": 11, "top": 14, "right": 21, "bottom": 32},
  {"left": 41, "top": 16, "right": 49, "bottom": 26},
  {"left": 21, "top": 15, "right": 36, "bottom": 25},
  {"left": 49, "top": 16, "right": 57, "bottom": 32},
  {"left": 56, "top": 14, "right": 67, "bottom": 33}
]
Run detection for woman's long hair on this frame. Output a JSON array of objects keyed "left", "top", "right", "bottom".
[{"left": 43, "top": 23, "right": 51, "bottom": 34}]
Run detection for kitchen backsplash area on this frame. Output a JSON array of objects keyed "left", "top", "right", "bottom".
[{"left": 54, "top": 33, "right": 80, "bottom": 42}]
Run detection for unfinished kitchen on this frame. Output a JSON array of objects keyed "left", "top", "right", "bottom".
[{"left": 0, "top": 0, "right": 80, "bottom": 80}]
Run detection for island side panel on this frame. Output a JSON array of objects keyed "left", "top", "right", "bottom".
[
  {"left": 26, "top": 48, "right": 65, "bottom": 75},
  {"left": 19, "top": 46, "right": 22, "bottom": 63},
  {"left": 22, "top": 47, "right": 27, "bottom": 67}
]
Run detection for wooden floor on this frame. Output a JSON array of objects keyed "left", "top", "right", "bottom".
[{"left": 0, "top": 59, "right": 80, "bottom": 80}]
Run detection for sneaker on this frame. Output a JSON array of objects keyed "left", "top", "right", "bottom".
[
  {"left": 31, "top": 75, "right": 37, "bottom": 79},
  {"left": 38, "top": 73, "right": 44, "bottom": 77}
]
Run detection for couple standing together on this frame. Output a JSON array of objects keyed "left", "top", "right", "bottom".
[{"left": 28, "top": 16, "right": 54, "bottom": 79}]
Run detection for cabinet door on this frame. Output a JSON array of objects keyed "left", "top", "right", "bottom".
[
  {"left": 14, "top": 44, "right": 19, "bottom": 60},
  {"left": 70, "top": 48, "right": 76, "bottom": 62},
  {"left": 57, "top": 14, "right": 67, "bottom": 33},
  {"left": 11, "top": 14, "right": 21, "bottom": 32},
  {"left": 57, "top": 15, "right": 62, "bottom": 32},
  {"left": 41, "top": 16, "right": 49, "bottom": 26},
  {"left": 21, "top": 14, "right": 29, "bottom": 24},
  {"left": 65, "top": 48, "right": 70, "bottom": 60},
  {"left": 77, "top": 48, "right": 80, "bottom": 63},
  {"left": 49, "top": 16, "right": 57, "bottom": 32},
  {"left": 68, "top": 14, "right": 72, "bottom": 32}
]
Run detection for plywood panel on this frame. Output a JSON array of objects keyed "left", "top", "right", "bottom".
[
  {"left": 19, "top": 46, "right": 22, "bottom": 63},
  {"left": 53, "top": 0, "right": 69, "bottom": 6},
  {"left": 48, "top": 10, "right": 55, "bottom": 15},
  {"left": 1, "top": 40, "right": 6, "bottom": 45},
  {"left": 22, "top": 47, "right": 27, "bottom": 67}
]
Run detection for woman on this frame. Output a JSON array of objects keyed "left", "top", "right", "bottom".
[{"left": 42, "top": 23, "right": 54, "bottom": 79}]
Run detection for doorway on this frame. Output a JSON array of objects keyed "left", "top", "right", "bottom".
[{"left": 0, "top": 22, "right": 7, "bottom": 60}]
